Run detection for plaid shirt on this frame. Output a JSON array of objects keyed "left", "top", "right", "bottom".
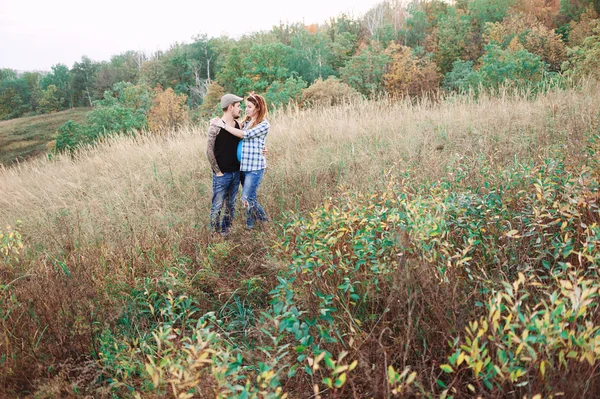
[{"left": 240, "top": 119, "right": 269, "bottom": 171}]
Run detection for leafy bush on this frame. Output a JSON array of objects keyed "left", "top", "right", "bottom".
[
  {"left": 476, "top": 44, "right": 549, "bottom": 90},
  {"left": 563, "top": 26, "right": 600, "bottom": 80},
  {"left": 264, "top": 76, "right": 307, "bottom": 109},
  {"left": 37, "top": 84, "right": 61, "bottom": 114},
  {"left": 98, "top": 272, "right": 335, "bottom": 398},
  {"left": 147, "top": 86, "right": 189, "bottom": 133},
  {"left": 301, "top": 77, "right": 361, "bottom": 107},
  {"left": 88, "top": 128, "right": 600, "bottom": 397},
  {"left": 54, "top": 120, "right": 90, "bottom": 151},
  {"left": 444, "top": 270, "right": 600, "bottom": 395},
  {"left": 89, "top": 83, "right": 151, "bottom": 134},
  {"left": 0, "top": 222, "right": 23, "bottom": 265},
  {"left": 484, "top": 12, "right": 567, "bottom": 71},
  {"left": 0, "top": 88, "right": 26, "bottom": 120},
  {"left": 384, "top": 44, "right": 441, "bottom": 97},
  {"left": 340, "top": 43, "right": 392, "bottom": 96},
  {"left": 55, "top": 82, "right": 152, "bottom": 152},
  {"left": 568, "top": 5, "right": 599, "bottom": 46},
  {"left": 199, "top": 82, "right": 225, "bottom": 120},
  {"left": 443, "top": 60, "right": 481, "bottom": 92}
]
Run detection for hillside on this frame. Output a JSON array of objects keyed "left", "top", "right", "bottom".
[
  {"left": 0, "top": 84, "right": 599, "bottom": 397},
  {"left": 0, "top": 108, "right": 89, "bottom": 166}
]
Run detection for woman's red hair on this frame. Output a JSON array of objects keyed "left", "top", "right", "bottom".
[{"left": 245, "top": 94, "right": 268, "bottom": 128}]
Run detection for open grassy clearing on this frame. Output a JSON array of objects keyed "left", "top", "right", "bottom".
[
  {"left": 0, "top": 83, "right": 599, "bottom": 398},
  {"left": 0, "top": 108, "right": 90, "bottom": 165}
]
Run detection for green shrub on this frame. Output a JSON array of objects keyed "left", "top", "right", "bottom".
[
  {"left": 55, "top": 120, "right": 91, "bottom": 152},
  {"left": 0, "top": 222, "right": 23, "bottom": 263},
  {"left": 55, "top": 82, "right": 152, "bottom": 152},
  {"left": 264, "top": 76, "right": 307, "bottom": 109},
  {"left": 301, "top": 76, "right": 361, "bottom": 107},
  {"left": 477, "top": 44, "right": 549, "bottom": 90},
  {"left": 563, "top": 26, "right": 600, "bottom": 80},
  {"left": 443, "top": 270, "right": 600, "bottom": 395},
  {"left": 443, "top": 60, "right": 481, "bottom": 92}
]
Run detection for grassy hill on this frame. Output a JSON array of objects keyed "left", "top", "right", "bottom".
[
  {"left": 0, "top": 108, "right": 89, "bottom": 166},
  {"left": 0, "top": 84, "right": 599, "bottom": 397}
]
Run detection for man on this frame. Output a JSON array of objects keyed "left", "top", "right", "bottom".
[{"left": 206, "top": 93, "right": 243, "bottom": 235}]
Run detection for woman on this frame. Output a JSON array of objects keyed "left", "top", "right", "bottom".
[{"left": 211, "top": 93, "right": 269, "bottom": 229}]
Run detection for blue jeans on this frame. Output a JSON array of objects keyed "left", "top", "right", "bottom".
[
  {"left": 210, "top": 171, "right": 240, "bottom": 233},
  {"left": 241, "top": 169, "right": 268, "bottom": 228}
]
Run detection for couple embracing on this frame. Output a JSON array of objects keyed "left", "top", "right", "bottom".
[{"left": 206, "top": 93, "right": 270, "bottom": 235}]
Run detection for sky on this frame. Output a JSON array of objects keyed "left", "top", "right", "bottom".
[{"left": 0, "top": 0, "right": 383, "bottom": 72}]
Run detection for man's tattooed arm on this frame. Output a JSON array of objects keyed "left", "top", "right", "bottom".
[{"left": 206, "top": 124, "right": 222, "bottom": 175}]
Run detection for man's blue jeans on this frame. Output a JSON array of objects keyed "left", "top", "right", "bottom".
[
  {"left": 210, "top": 171, "right": 240, "bottom": 234},
  {"left": 241, "top": 169, "right": 269, "bottom": 228}
]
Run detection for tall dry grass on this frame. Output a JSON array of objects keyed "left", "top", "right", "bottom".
[
  {"left": 1, "top": 82, "right": 598, "bottom": 250},
  {"left": 0, "top": 82, "right": 599, "bottom": 395}
]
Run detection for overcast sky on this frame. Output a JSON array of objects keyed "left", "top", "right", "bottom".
[{"left": 0, "top": 0, "right": 383, "bottom": 71}]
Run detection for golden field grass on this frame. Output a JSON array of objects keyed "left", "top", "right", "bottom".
[
  {"left": 0, "top": 82, "right": 599, "bottom": 397},
  {"left": 1, "top": 84, "right": 597, "bottom": 246}
]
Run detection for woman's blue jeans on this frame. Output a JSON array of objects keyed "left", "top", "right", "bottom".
[{"left": 240, "top": 169, "right": 268, "bottom": 228}]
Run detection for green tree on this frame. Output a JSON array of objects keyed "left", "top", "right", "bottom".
[
  {"left": 20, "top": 72, "right": 41, "bottom": 112},
  {"left": 199, "top": 82, "right": 225, "bottom": 119},
  {"left": 326, "top": 13, "right": 365, "bottom": 44},
  {"left": 87, "top": 82, "right": 151, "bottom": 135},
  {"left": 467, "top": 0, "right": 516, "bottom": 30},
  {"left": 188, "top": 35, "right": 219, "bottom": 106},
  {"left": 71, "top": 56, "right": 99, "bottom": 106},
  {"left": 289, "top": 27, "right": 335, "bottom": 83},
  {"left": 37, "top": 85, "right": 61, "bottom": 114},
  {"left": 477, "top": 43, "right": 548, "bottom": 89},
  {"left": 41, "top": 64, "right": 73, "bottom": 109},
  {"left": 562, "top": 25, "right": 600, "bottom": 80},
  {"left": 242, "top": 42, "right": 294, "bottom": 92},
  {"left": 0, "top": 77, "right": 31, "bottom": 118},
  {"left": 432, "top": 7, "right": 480, "bottom": 75},
  {"left": 93, "top": 51, "right": 143, "bottom": 99},
  {"left": 264, "top": 76, "right": 308, "bottom": 109},
  {"left": 0, "top": 69, "right": 17, "bottom": 82},
  {"left": 326, "top": 31, "right": 359, "bottom": 71},
  {"left": 139, "top": 51, "right": 168, "bottom": 90},
  {"left": 340, "top": 44, "right": 392, "bottom": 96},
  {"left": 55, "top": 120, "right": 90, "bottom": 151},
  {"left": 403, "top": 2, "right": 431, "bottom": 48},
  {"left": 0, "top": 88, "right": 25, "bottom": 120},
  {"left": 162, "top": 44, "right": 194, "bottom": 95},
  {"left": 216, "top": 46, "right": 245, "bottom": 94},
  {"left": 56, "top": 82, "right": 152, "bottom": 151},
  {"left": 376, "top": 23, "right": 400, "bottom": 48},
  {"left": 443, "top": 60, "right": 481, "bottom": 91}
]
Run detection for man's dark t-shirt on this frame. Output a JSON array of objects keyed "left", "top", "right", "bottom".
[{"left": 214, "top": 121, "right": 241, "bottom": 173}]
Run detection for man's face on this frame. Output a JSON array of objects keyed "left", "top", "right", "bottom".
[{"left": 231, "top": 102, "right": 241, "bottom": 119}]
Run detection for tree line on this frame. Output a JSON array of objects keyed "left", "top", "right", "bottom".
[{"left": 1, "top": 0, "right": 599, "bottom": 122}]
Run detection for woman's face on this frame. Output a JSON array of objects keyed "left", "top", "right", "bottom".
[{"left": 245, "top": 100, "right": 256, "bottom": 118}]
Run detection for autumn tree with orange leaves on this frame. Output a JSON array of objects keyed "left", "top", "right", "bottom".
[
  {"left": 484, "top": 11, "right": 567, "bottom": 70},
  {"left": 384, "top": 44, "right": 440, "bottom": 97},
  {"left": 147, "top": 86, "right": 189, "bottom": 133}
]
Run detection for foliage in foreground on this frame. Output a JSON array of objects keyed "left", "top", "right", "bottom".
[
  {"left": 1, "top": 97, "right": 599, "bottom": 397},
  {"left": 7, "top": 132, "right": 593, "bottom": 397}
]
